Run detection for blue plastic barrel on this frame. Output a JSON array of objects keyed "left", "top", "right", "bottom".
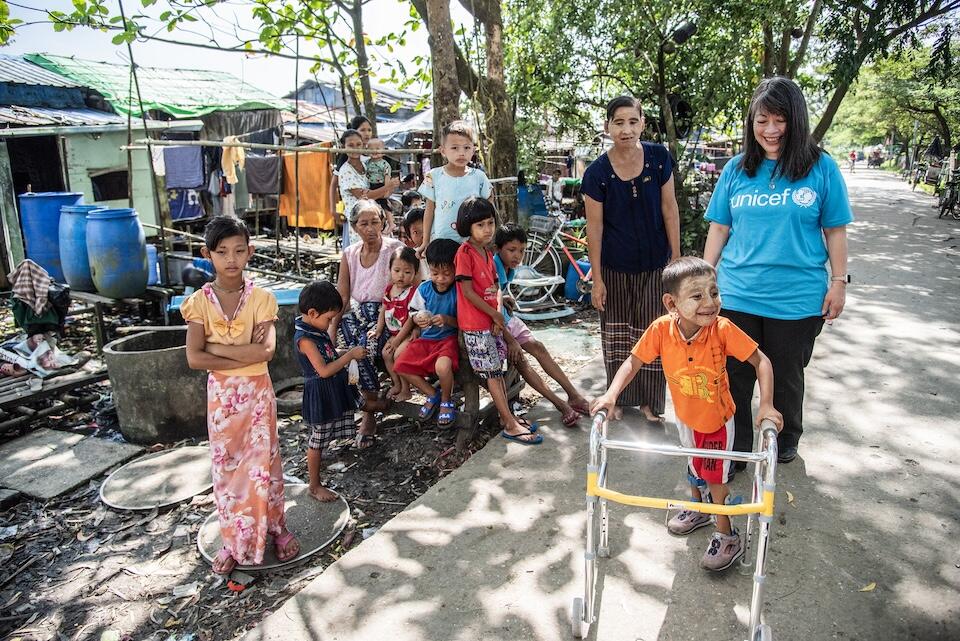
[
  {"left": 565, "top": 258, "right": 591, "bottom": 304},
  {"left": 86, "top": 208, "right": 148, "bottom": 298},
  {"left": 146, "top": 245, "right": 159, "bottom": 286},
  {"left": 59, "top": 205, "right": 103, "bottom": 292},
  {"left": 18, "top": 192, "right": 83, "bottom": 281}
]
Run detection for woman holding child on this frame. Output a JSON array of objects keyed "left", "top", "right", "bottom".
[
  {"left": 332, "top": 199, "right": 403, "bottom": 448},
  {"left": 583, "top": 96, "right": 681, "bottom": 422},
  {"left": 703, "top": 77, "right": 852, "bottom": 464}
]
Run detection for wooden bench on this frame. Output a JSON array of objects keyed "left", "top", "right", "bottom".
[{"left": 0, "top": 364, "right": 108, "bottom": 434}]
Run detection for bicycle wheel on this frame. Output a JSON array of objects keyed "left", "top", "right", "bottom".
[
  {"left": 509, "top": 245, "right": 562, "bottom": 307},
  {"left": 524, "top": 234, "right": 562, "bottom": 279}
]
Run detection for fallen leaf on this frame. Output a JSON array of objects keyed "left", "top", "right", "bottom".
[
  {"left": 786, "top": 491, "right": 795, "bottom": 505},
  {"left": 172, "top": 581, "right": 201, "bottom": 598},
  {"left": 0, "top": 543, "right": 13, "bottom": 564},
  {"left": 859, "top": 582, "right": 876, "bottom": 592},
  {"left": 77, "top": 530, "right": 96, "bottom": 542},
  {"left": 0, "top": 525, "right": 17, "bottom": 540},
  {"left": 100, "top": 632, "right": 121, "bottom": 641}
]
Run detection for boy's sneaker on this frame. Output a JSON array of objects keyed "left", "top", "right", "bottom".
[
  {"left": 667, "top": 509, "right": 712, "bottom": 535},
  {"left": 700, "top": 530, "right": 743, "bottom": 571}
]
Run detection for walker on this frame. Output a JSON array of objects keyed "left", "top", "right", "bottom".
[{"left": 572, "top": 410, "right": 780, "bottom": 640}]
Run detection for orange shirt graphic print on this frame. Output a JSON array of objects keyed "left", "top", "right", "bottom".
[{"left": 667, "top": 366, "right": 718, "bottom": 404}]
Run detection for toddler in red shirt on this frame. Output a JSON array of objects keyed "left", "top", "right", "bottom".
[{"left": 371, "top": 246, "right": 420, "bottom": 401}]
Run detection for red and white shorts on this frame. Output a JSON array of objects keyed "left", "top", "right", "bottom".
[
  {"left": 394, "top": 335, "right": 459, "bottom": 378},
  {"left": 676, "top": 416, "right": 735, "bottom": 485}
]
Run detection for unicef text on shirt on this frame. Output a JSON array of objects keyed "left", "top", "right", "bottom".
[{"left": 729, "top": 187, "right": 818, "bottom": 209}]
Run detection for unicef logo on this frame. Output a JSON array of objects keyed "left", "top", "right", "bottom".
[{"left": 791, "top": 187, "right": 817, "bottom": 207}]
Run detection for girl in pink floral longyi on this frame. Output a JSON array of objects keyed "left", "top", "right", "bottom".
[{"left": 181, "top": 217, "right": 299, "bottom": 574}]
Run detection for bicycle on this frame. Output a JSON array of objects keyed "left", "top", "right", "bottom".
[
  {"left": 509, "top": 213, "right": 591, "bottom": 307},
  {"left": 938, "top": 170, "right": 960, "bottom": 220}
]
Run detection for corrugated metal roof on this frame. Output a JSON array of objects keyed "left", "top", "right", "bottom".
[
  {"left": 0, "top": 105, "right": 127, "bottom": 127},
  {"left": 0, "top": 54, "right": 81, "bottom": 88},
  {"left": 25, "top": 54, "right": 290, "bottom": 118}
]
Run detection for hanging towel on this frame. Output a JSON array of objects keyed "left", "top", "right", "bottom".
[
  {"left": 278, "top": 148, "right": 334, "bottom": 230},
  {"left": 245, "top": 155, "right": 281, "bottom": 194},
  {"left": 222, "top": 136, "right": 246, "bottom": 185},
  {"left": 163, "top": 146, "right": 204, "bottom": 189},
  {"left": 151, "top": 146, "right": 166, "bottom": 176},
  {"left": 7, "top": 259, "right": 51, "bottom": 315},
  {"left": 168, "top": 188, "right": 204, "bottom": 221}
]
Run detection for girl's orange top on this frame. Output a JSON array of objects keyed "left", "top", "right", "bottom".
[{"left": 180, "top": 280, "right": 279, "bottom": 377}]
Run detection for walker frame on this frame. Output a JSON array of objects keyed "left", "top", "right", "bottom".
[{"left": 572, "top": 411, "right": 780, "bottom": 641}]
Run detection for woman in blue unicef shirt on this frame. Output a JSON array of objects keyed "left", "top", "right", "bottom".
[{"left": 703, "top": 77, "right": 852, "bottom": 465}]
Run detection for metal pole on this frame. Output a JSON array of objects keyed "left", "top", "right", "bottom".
[{"left": 294, "top": 34, "right": 301, "bottom": 275}]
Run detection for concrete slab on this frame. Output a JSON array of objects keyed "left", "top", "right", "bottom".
[
  {"left": 100, "top": 445, "right": 212, "bottom": 510},
  {"left": 0, "top": 429, "right": 143, "bottom": 499},
  {"left": 240, "top": 170, "right": 960, "bottom": 641},
  {"left": 197, "top": 484, "right": 350, "bottom": 571}
]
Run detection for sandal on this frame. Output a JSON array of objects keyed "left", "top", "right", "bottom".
[
  {"left": 561, "top": 407, "right": 580, "bottom": 428},
  {"left": 418, "top": 389, "right": 442, "bottom": 421},
  {"left": 212, "top": 547, "right": 237, "bottom": 575},
  {"left": 274, "top": 531, "right": 300, "bottom": 562},
  {"left": 354, "top": 433, "right": 379, "bottom": 450},
  {"left": 500, "top": 428, "right": 543, "bottom": 446},
  {"left": 437, "top": 400, "right": 457, "bottom": 428}
]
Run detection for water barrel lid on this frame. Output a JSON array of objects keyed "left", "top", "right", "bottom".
[
  {"left": 19, "top": 191, "right": 84, "bottom": 199},
  {"left": 88, "top": 208, "right": 138, "bottom": 219},
  {"left": 61, "top": 204, "right": 104, "bottom": 214}
]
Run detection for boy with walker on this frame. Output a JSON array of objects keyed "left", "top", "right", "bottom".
[{"left": 593, "top": 256, "right": 782, "bottom": 570}]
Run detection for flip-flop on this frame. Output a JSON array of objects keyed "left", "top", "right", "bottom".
[
  {"left": 418, "top": 389, "right": 442, "bottom": 421},
  {"left": 500, "top": 429, "right": 543, "bottom": 445},
  {"left": 437, "top": 400, "right": 457, "bottom": 428},
  {"left": 274, "top": 531, "right": 300, "bottom": 562},
  {"left": 503, "top": 418, "right": 540, "bottom": 433},
  {"left": 561, "top": 407, "right": 580, "bottom": 427},
  {"left": 354, "top": 433, "right": 379, "bottom": 450},
  {"left": 212, "top": 547, "right": 237, "bottom": 575}
]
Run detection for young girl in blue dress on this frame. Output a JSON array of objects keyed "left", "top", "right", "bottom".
[{"left": 294, "top": 281, "right": 368, "bottom": 502}]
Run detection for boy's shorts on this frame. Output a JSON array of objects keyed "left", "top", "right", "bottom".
[
  {"left": 462, "top": 330, "right": 506, "bottom": 379},
  {"left": 394, "top": 335, "right": 459, "bottom": 378},
  {"left": 676, "top": 416, "right": 735, "bottom": 485},
  {"left": 506, "top": 316, "right": 534, "bottom": 345}
]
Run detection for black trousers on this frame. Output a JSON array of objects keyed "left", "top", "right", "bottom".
[{"left": 721, "top": 310, "right": 824, "bottom": 453}]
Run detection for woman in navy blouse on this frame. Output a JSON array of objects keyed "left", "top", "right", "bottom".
[{"left": 583, "top": 96, "right": 681, "bottom": 422}]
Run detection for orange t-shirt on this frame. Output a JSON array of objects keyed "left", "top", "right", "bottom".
[{"left": 632, "top": 315, "right": 758, "bottom": 433}]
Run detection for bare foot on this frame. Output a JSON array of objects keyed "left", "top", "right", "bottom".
[
  {"left": 641, "top": 405, "right": 663, "bottom": 423},
  {"left": 309, "top": 485, "right": 339, "bottom": 502},
  {"left": 502, "top": 419, "right": 540, "bottom": 442},
  {"left": 611, "top": 406, "right": 623, "bottom": 421},
  {"left": 392, "top": 388, "right": 413, "bottom": 402},
  {"left": 386, "top": 383, "right": 402, "bottom": 399},
  {"left": 212, "top": 547, "right": 237, "bottom": 574}
]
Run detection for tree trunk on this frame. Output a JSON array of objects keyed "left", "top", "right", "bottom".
[
  {"left": 788, "top": 0, "right": 822, "bottom": 78},
  {"left": 478, "top": 2, "right": 517, "bottom": 222},
  {"left": 657, "top": 46, "right": 679, "bottom": 162},
  {"left": 762, "top": 23, "right": 775, "bottom": 77},
  {"left": 812, "top": 78, "right": 853, "bottom": 142},
  {"left": 932, "top": 103, "right": 952, "bottom": 152},
  {"left": 423, "top": 0, "right": 462, "bottom": 160},
  {"left": 348, "top": 0, "right": 377, "bottom": 130}
]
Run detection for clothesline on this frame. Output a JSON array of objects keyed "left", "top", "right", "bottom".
[{"left": 124, "top": 138, "right": 434, "bottom": 155}]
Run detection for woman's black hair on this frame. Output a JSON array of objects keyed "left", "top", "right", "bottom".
[
  {"left": 349, "top": 115, "right": 372, "bottom": 132},
  {"left": 389, "top": 246, "right": 419, "bottom": 272},
  {"left": 298, "top": 280, "right": 343, "bottom": 315},
  {"left": 425, "top": 238, "right": 459, "bottom": 268},
  {"left": 494, "top": 223, "right": 527, "bottom": 248},
  {"left": 605, "top": 95, "right": 643, "bottom": 121},
  {"left": 403, "top": 207, "right": 424, "bottom": 233},
  {"left": 203, "top": 216, "right": 250, "bottom": 250},
  {"left": 740, "top": 76, "right": 821, "bottom": 181},
  {"left": 455, "top": 197, "right": 497, "bottom": 238}
]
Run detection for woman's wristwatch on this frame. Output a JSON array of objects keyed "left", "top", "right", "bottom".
[{"left": 830, "top": 274, "right": 851, "bottom": 284}]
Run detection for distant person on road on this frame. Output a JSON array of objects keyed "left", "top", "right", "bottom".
[
  {"left": 848, "top": 149, "right": 857, "bottom": 172},
  {"left": 583, "top": 95, "right": 681, "bottom": 423},
  {"left": 593, "top": 257, "right": 782, "bottom": 571},
  {"left": 703, "top": 76, "right": 853, "bottom": 465}
]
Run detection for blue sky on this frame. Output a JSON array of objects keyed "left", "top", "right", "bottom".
[{"left": 5, "top": 0, "right": 468, "bottom": 97}]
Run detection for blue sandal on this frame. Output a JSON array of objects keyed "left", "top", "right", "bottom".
[
  {"left": 418, "top": 390, "right": 442, "bottom": 421},
  {"left": 437, "top": 400, "right": 457, "bottom": 428}
]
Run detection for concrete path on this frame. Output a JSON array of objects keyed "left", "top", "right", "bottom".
[{"left": 240, "top": 169, "right": 959, "bottom": 641}]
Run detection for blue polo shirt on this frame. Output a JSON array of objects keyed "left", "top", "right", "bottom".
[
  {"left": 705, "top": 152, "right": 854, "bottom": 320},
  {"left": 493, "top": 254, "right": 514, "bottom": 323},
  {"left": 408, "top": 280, "right": 458, "bottom": 340},
  {"left": 580, "top": 143, "right": 673, "bottom": 274}
]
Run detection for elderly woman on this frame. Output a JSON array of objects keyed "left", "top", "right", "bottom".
[
  {"left": 331, "top": 199, "right": 403, "bottom": 448},
  {"left": 583, "top": 95, "right": 681, "bottom": 422},
  {"left": 703, "top": 77, "right": 852, "bottom": 464}
]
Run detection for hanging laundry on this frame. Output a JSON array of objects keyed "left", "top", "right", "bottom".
[
  {"left": 279, "top": 148, "right": 334, "bottom": 230},
  {"left": 7, "top": 259, "right": 51, "bottom": 315},
  {"left": 151, "top": 146, "right": 166, "bottom": 177},
  {"left": 245, "top": 155, "right": 281, "bottom": 194},
  {"left": 221, "top": 136, "right": 246, "bottom": 185},
  {"left": 163, "top": 146, "right": 204, "bottom": 189},
  {"left": 168, "top": 188, "right": 204, "bottom": 221}
]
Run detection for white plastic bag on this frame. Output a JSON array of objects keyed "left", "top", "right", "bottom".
[{"left": 347, "top": 359, "right": 360, "bottom": 385}]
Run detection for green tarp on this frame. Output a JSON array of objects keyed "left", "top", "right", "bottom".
[{"left": 25, "top": 54, "right": 290, "bottom": 118}]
